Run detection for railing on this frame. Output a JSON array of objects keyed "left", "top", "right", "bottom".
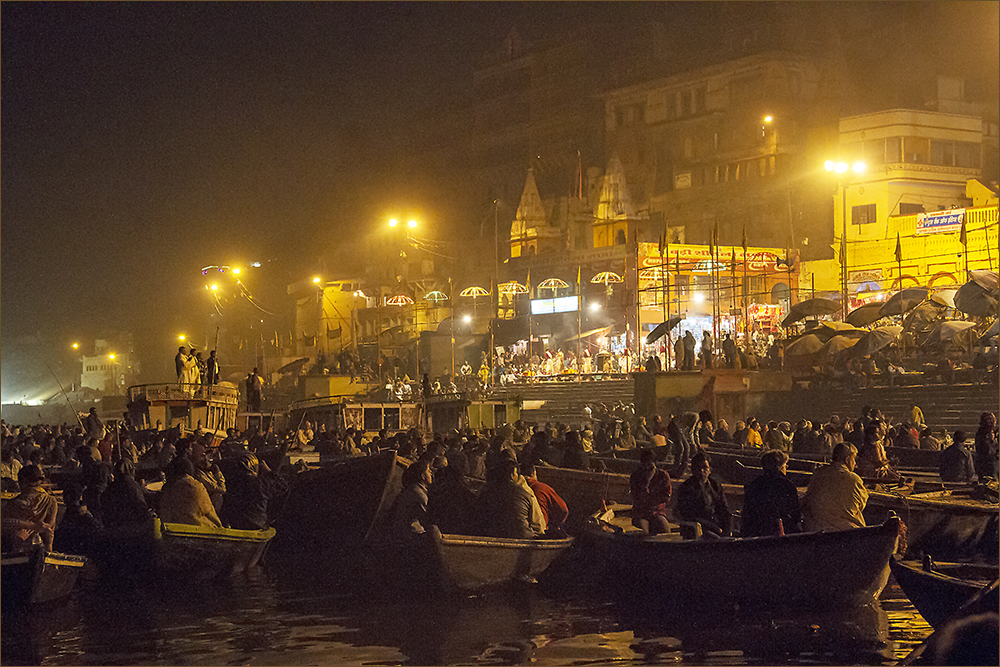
[{"left": 127, "top": 383, "right": 239, "bottom": 405}]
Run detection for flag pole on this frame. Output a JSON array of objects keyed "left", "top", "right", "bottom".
[
  {"left": 742, "top": 226, "right": 748, "bottom": 347},
  {"left": 577, "top": 265, "right": 582, "bottom": 382}
]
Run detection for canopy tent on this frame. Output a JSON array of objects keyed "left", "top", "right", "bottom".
[
  {"left": 850, "top": 325, "right": 903, "bottom": 358},
  {"left": 781, "top": 298, "right": 841, "bottom": 327},
  {"left": 844, "top": 302, "right": 885, "bottom": 327},
  {"left": 879, "top": 287, "right": 928, "bottom": 318}
]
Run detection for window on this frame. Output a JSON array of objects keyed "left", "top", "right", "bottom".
[
  {"left": 714, "top": 132, "right": 720, "bottom": 151},
  {"left": 955, "top": 142, "right": 980, "bottom": 168},
  {"left": 899, "top": 203, "right": 924, "bottom": 216},
  {"left": 931, "top": 140, "right": 954, "bottom": 166},
  {"left": 681, "top": 89, "right": 692, "bottom": 116},
  {"left": 694, "top": 87, "right": 706, "bottom": 113},
  {"left": 903, "top": 137, "right": 929, "bottom": 164},
  {"left": 616, "top": 229, "right": 627, "bottom": 245},
  {"left": 683, "top": 136, "right": 693, "bottom": 159},
  {"left": 852, "top": 203, "right": 877, "bottom": 225},
  {"left": 886, "top": 137, "right": 902, "bottom": 163},
  {"left": 863, "top": 139, "right": 885, "bottom": 165}
]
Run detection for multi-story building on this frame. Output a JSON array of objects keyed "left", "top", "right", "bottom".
[
  {"left": 601, "top": 51, "right": 846, "bottom": 257},
  {"left": 80, "top": 336, "right": 137, "bottom": 395},
  {"left": 802, "top": 107, "right": 999, "bottom": 304}
]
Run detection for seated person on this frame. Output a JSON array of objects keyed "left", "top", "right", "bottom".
[
  {"left": 713, "top": 419, "right": 734, "bottom": 444},
  {"left": 676, "top": 452, "right": 731, "bottom": 537},
  {"left": 53, "top": 484, "right": 103, "bottom": 556},
  {"left": 472, "top": 456, "right": 539, "bottom": 539},
  {"left": 629, "top": 448, "right": 672, "bottom": 535},
  {"left": 157, "top": 456, "right": 223, "bottom": 528},
  {"left": 220, "top": 452, "right": 271, "bottom": 531},
  {"left": 100, "top": 459, "right": 153, "bottom": 529},
  {"left": 427, "top": 460, "right": 478, "bottom": 535},
  {"left": 940, "top": 430, "right": 977, "bottom": 484},
  {"left": 801, "top": 442, "right": 868, "bottom": 532},
  {"left": 387, "top": 458, "right": 436, "bottom": 543},
  {"left": 1, "top": 465, "right": 58, "bottom": 552},
  {"left": 520, "top": 462, "right": 569, "bottom": 538},
  {"left": 740, "top": 450, "right": 802, "bottom": 537}
]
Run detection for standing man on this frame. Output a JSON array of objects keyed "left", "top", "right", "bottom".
[
  {"left": 175, "top": 346, "right": 188, "bottom": 382},
  {"left": 246, "top": 367, "right": 263, "bottom": 412},
  {"left": 722, "top": 334, "right": 737, "bottom": 369},
  {"left": 82, "top": 407, "right": 105, "bottom": 442},
  {"left": 683, "top": 331, "right": 696, "bottom": 370},
  {"left": 702, "top": 331, "right": 714, "bottom": 369},
  {"left": 673, "top": 335, "right": 685, "bottom": 371},
  {"left": 204, "top": 350, "right": 220, "bottom": 388}
]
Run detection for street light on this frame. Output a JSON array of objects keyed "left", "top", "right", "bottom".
[
  {"left": 388, "top": 218, "right": 398, "bottom": 228},
  {"left": 407, "top": 219, "right": 417, "bottom": 229},
  {"left": 71, "top": 342, "right": 79, "bottom": 350},
  {"left": 825, "top": 160, "right": 867, "bottom": 315}
]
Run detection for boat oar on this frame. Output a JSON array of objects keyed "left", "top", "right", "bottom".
[{"left": 45, "top": 362, "right": 84, "bottom": 430}]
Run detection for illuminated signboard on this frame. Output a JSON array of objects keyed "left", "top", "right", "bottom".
[
  {"left": 530, "top": 296, "right": 580, "bottom": 315},
  {"left": 916, "top": 209, "right": 964, "bottom": 235}
]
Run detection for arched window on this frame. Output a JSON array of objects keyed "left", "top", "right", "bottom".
[{"left": 615, "top": 229, "right": 627, "bottom": 245}]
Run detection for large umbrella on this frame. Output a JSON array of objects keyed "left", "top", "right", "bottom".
[
  {"left": 785, "top": 333, "right": 824, "bottom": 356},
  {"left": 851, "top": 325, "right": 902, "bottom": 357},
  {"left": 646, "top": 316, "right": 685, "bottom": 344},
  {"left": 819, "top": 336, "right": 859, "bottom": 357},
  {"left": 922, "top": 320, "right": 977, "bottom": 347},
  {"left": 954, "top": 279, "right": 999, "bottom": 317},
  {"left": 929, "top": 289, "right": 958, "bottom": 308},
  {"left": 969, "top": 269, "right": 999, "bottom": 292},
  {"left": 845, "top": 302, "right": 885, "bottom": 327},
  {"left": 903, "top": 300, "right": 946, "bottom": 332},
  {"left": 879, "top": 287, "right": 928, "bottom": 317},
  {"left": 804, "top": 321, "right": 864, "bottom": 342},
  {"left": 781, "top": 298, "right": 841, "bottom": 327}
]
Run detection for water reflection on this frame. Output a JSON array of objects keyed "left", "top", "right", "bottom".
[{"left": 0, "top": 561, "right": 932, "bottom": 666}]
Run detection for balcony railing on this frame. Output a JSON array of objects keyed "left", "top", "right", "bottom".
[{"left": 127, "top": 383, "right": 239, "bottom": 405}]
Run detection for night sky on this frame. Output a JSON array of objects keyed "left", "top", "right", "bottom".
[{"left": 2, "top": 2, "right": 997, "bottom": 401}]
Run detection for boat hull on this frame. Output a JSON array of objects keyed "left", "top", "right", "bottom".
[
  {"left": 890, "top": 557, "right": 999, "bottom": 629},
  {"left": 1, "top": 549, "right": 88, "bottom": 608},
  {"left": 270, "top": 452, "right": 405, "bottom": 555},
  {"left": 865, "top": 490, "right": 999, "bottom": 561},
  {"left": 583, "top": 516, "right": 900, "bottom": 610},
  {"left": 154, "top": 519, "right": 275, "bottom": 578}
]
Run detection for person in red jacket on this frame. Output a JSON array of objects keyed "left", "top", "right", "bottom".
[{"left": 519, "top": 462, "right": 569, "bottom": 538}]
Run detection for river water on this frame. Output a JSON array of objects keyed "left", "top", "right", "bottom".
[{"left": 2, "top": 557, "right": 933, "bottom": 666}]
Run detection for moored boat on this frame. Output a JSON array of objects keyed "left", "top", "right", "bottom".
[
  {"left": 1, "top": 548, "right": 88, "bottom": 608},
  {"left": 154, "top": 518, "right": 274, "bottom": 578},
  {"left": 370, "top": 531, "right": 574, "bottom": 594},
  {"left": 865, "top": 487, "right": 999, "bottom": 561},
  {"left": 269, "top": 451, "right": 405, "bottom": 555},
  {"left": 582, "top": 507, "right": 901, "bottom": 610},
  {"left": 890, "top": 556, "right": 999, "bottom": 629}
]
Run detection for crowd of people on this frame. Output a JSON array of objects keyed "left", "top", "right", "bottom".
[{"left": 2, "top": 395, "right": 996, "bottom": 559}]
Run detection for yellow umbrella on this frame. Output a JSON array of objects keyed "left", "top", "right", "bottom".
[
  {"left": 498, "top": 281, "right": 528, "bottom": 295},
  {"left": 538, "top": 278, "right": 569, "bottom": 293},
  {"left": 459, "top": 286, "right": 489, "bottom": 298},
  {"left": 785, "top": 333, "right": 824, "bottom": 356},
  {"left": 819, "top": 336, "right": 858, "bottom": 357},
  {"left": 385, "top": 294, "right": 413, "bottom": 306}
]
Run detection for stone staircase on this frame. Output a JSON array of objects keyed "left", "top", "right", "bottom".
[
  {"left": 753, "top": 381, "right": 999, "bottom": 435},
  {"left": 493, "top": 379, "right": 635, "bottom": 426}
]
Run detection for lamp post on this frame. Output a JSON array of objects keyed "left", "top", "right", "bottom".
[{"left": 825, "top": 160, "right": 866, "bottom": 316}]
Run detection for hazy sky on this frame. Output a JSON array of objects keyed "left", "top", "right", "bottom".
[{"left": 2, "top": 2, "right": 996, "bottom": 399}]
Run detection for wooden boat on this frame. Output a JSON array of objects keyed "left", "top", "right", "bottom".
[
  {"left": 154, "top": 518, "right": 274, "bottom": 578},
  {"left": 90, "top": 517, "right": 274, "bottom": 581},
  {"left": 1, "top": 548, "right": 88, "bottom": 608},
  {"left": 269, "top": 451, "right": 405, "bottom": 555},
  {"left": 865, "top": 487, "right": 999, "bottom": 561},
  {"left": 369, "top": 531, "right": 574, "bottom": 594},
  {"left": 126, "top": 382, "right": 240, "bottom": 444},
  {"left": 890, "top": 556, "right": 999, "bottom": 629},
  {"left": 582, "top": 508, "right": 901, "bottom": 610}
]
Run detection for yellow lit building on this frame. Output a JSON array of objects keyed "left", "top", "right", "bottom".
[{"left": 801, "top": 108, "right": 999, "bottom": 307}]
